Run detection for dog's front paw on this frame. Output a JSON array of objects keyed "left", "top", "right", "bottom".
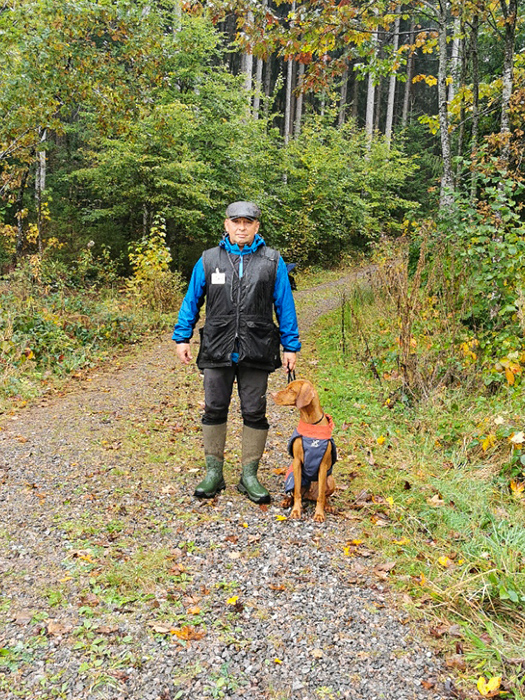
[
  {"left": 290, "top": 508, "right": 302, "bottom": 520},
  {"left": 313, "top": 510, "right": 326, "bottom": 523}
]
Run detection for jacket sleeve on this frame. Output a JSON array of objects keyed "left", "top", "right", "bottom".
[
  {"left": 172, "top": 258, "right": 206, "bottom": 343},
  {"left": 273, "top": 256, "right": 301, "bottom": 352}
]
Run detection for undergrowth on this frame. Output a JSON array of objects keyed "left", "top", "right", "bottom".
[
  {"left": 0, "top": 234, "right": 183, "bottom": 412},
  {"left": 310, "top": 273, "right": 525, "bottom": 698}
]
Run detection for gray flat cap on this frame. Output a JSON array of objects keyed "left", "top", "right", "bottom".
[{"left": 225, "top": 201, "right": 261, "bottom": 221}]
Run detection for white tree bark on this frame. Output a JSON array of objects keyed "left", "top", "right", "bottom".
[
  {"left": 253, "top": 56, "right": 264, "bottom": 119},
  {"left": 447, "top": 15, "right": 461, "bottom": 103},
  {"left": 365, "top": 16, "right": 379, "bottom": 145},
  {"left": 385, "top": 12, "right": 400, "bottom": 146},
  {"left": 437, "top": 2, "right": 454, "bottom": 208},
  {"left": 35, "top": 128, "right": 47, "bottom": 254},
  {"left": 499, "top": 0, "right": 517, "bottom": 167},
  {"left": 284, "top": 1, "right": 296, "bottom": 145}
]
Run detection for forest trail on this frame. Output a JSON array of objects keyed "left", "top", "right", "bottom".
[{"left": 0, "top": 271, "right": 446, "bottom": 700}]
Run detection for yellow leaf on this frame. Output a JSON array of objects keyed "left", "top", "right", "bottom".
[
  {"left": 242, "top": 523, "right": 248, "bottom": 528},
  {"left": 386, "top": 496, "right": 394, "bottom": 507},
  {"left": 275, "top": 515, "right": 287, "bottom": 521},
  {"left": 482, "top": 434, "right": 497, "bottom": 452},
  {"left": 226, "top": 596, "right": 239, "bottom": 605},
  {"left": 377, "top": 435, "right": 386, "bottom": 445},
  {"left": 477, "top": 676, "right": 502, "bottom": 696},
  {"left": 505, "top": 367, "right": 515, "bottom": 385},
  {"left": 393, "top": 537, "right": 410, "bottom": 546},
  {"left": 187, "top": 606, "right": 201, "bottom": 615},
  {"left": 274, "top": 658, "right": 282, "bottom": 664},
  {"left": 510, "top": 480, "right": 524, "bottom": 498},
  {"left": 438, "top": 555, "right": 453, "bottom": 568}
]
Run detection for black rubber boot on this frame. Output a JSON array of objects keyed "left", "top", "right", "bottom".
[
  {"left": 237, "top": 427, "right": 271, "bottom": 504},
  {"left": 194, "top": 423, "right": 227, "bottom": 498}
]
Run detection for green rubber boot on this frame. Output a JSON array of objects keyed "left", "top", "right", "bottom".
[
  {"left": 237, "top": 427, "right": 271, "bottom": 504},
  {"left": 194, "top": 423, "right": 227, "bottom": 498}
]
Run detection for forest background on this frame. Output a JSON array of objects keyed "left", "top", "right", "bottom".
[{"left": 1, "top": 0, "right": 525, "bottom": 696}]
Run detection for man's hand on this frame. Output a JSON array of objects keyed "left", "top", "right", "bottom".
[
  {"left": 176, "top": 343, "right": 193, "bottom": 365},
  {"left": 282, "top": 352, "right": 297, "bottom": 373}
]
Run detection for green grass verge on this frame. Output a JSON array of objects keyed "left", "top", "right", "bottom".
[{"left": 308, "top": 286, "right": 525, "bottom": 699}]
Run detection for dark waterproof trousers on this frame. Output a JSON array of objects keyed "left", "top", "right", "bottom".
[{"left": 202, "top": 365, "right": 269, "bottom": 430}]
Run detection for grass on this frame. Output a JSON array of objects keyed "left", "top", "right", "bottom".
[{"left": 308, "top": 277, "right": 525, "bottom": 698}]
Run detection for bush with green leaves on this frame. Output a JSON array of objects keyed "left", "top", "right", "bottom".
[{"left": 439, "top": 173, "right": 525, "bottom": 386}]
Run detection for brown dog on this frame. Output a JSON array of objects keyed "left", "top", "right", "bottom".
[{"left": 272, "top": 379, "right": 336, "bottom": 522}]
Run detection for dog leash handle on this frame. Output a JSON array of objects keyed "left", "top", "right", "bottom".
[{"left": 287, "top": 369, "right": 296, "bottom": 384}]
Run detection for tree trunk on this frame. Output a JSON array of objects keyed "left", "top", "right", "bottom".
[
  {"left": 263, "top": 57, "right": 272, "bottom": 118},
  {"left": 35, "top": 128, "right": 47, "bottom": 255},
  {"left": 385, "top": 12, "right": 400, "bottom": 146},
  {"left": 284, "top": 1, "right": 295, "bottom": 145},
  {"left": 401, "top": 21, "right": 415, "bottom": 128},
  {"left": 470, "top": 14, "right": 480, "bottom": 201},
  {"left": 448, "top": 15, "right": 461, "bottom": 103},
  {"left": 437, "top": 5, "right": 454, "bottom": 208},
  {"left": 455, "top": 18, "right": 467, "bottom": 180},
  {"left": 499, "top": 0, "right": 517, "bottom": 167},
  {"left": 352, "top": 64, "right": 360, "bottom": 121},
  {"left": 366, "top": 18, "right": 379, "bottom": 145},
  {"left": 15, "top": 166, "right": 31, "bottom": 260},
  {"left": 338, "top": 64, "right": 349, "bottom": 127},
  {"left": 173, "top": 0, "right": 181, "bottom": 34},
  {"left": 252, "top": 0, "right": 267, "bottom": 119},
  {"left": 294, "top": 62, "right": 305, "bottom": 136},
  {"left": 284, "top": 54, "right": 293, "bottom": 144},
  {"left": 253, "top": 57, "right": 264, "bottom": 119}
]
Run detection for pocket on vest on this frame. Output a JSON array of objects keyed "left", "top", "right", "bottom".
[
  {"left": 198, "top": 316, "right": 236, "bottom": 365},
  {"left": 241, "top": 319, "right": 280, "bottom": 366}
]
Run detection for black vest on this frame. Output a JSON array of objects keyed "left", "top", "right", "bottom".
[{"left": 196, "top": 244, "right": 282, "bottom": 371}]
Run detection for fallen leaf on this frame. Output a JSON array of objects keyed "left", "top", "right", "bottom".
[
  {"left": 187, "top": 606, "right": 201, "bottom": 615},
  {"left": 477, "top": 676, "right": 502, "bottom": 697},
  {"left": 510, "top": 480, "right": 524, "bottom": 498},
  {"left": 228, "top": 552, "right": 241, "bottom": 560},
  {"left": 510, "top": 431, "right": 525, "bottom": 445},
  {"left": 226, "top": 595, "right": 239, "bottom": 605},
  {"left": 273, "top": 467, "right": 287, "bottom": 475},
  {"left": 393, "top": 537, "right": 410, "bottom": 546},
  {"left": 311, "top": 648, "right": 323, "bottom": 658},
  {"left": 172, "top": 626, "right": 205, "bottom": 641},
  {"left": 269, "top": 584, "right": 286, "bottom": 591},
  {"left": 446, "top": 654, "right": 466, "bottom": 671},
  {"left": 427, "top": 493, "right": 445, "bottom": 507},
  {"left": 376, "top": 435, "right": 386, "bottom": 445},
  {"left": 438, "top": 555, "right": 453, "bottom": 568},
  {"left": 46, "top": 621, "right": 73, "bottom": 636}
]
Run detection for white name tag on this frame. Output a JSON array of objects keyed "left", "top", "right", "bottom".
[{"left": 211, "top": 267, "right": 226, "bottom": 285}]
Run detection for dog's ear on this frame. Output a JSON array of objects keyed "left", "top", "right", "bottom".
[{"left": 296, "top": 382, "right": 315, "bottom": 409}]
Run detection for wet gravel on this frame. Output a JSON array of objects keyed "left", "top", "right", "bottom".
[{"left": 0, "top": 274, "right": 449, "bottom": 700}]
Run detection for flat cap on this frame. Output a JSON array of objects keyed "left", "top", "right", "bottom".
[{"left": 225, "top": 201, "right": 261, "bottom": 221}]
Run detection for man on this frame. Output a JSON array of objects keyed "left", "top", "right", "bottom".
[{"left": 173, "top": 201, "right": 301, "bottom": 503}]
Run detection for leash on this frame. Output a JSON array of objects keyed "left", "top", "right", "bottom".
[{"left": 287, "top": 369, "right": 296, "bottom": 384}]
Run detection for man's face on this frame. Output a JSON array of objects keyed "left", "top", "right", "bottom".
[{"left": 224, "top": 217, "right": 260, "bottom": 248}]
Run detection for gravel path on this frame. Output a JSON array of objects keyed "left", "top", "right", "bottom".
[{"left": 0, "top": 273, "right": 447, "bottom": 700}]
